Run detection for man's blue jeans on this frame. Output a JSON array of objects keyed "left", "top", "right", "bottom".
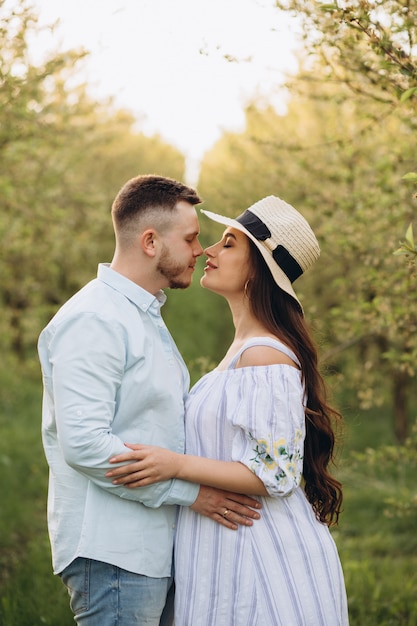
[{"left": 59, "top": 557, "right": 173, "bottom": 625}]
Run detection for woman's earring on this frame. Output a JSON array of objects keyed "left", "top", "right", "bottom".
[{"left": 244, "top": 280, "right": 251, "bottom": 298}]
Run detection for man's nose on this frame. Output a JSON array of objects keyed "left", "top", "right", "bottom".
[{"left": 194, "top": 241, "right": 204, "bottom": 256}]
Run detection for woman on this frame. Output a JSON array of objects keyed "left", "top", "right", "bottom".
[{"left": 107, "top": 196, "right": 349, "bottom": 625}]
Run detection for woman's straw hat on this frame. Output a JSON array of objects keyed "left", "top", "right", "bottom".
[{"left": 201, "top": 195, "right": 320, "bottom": 311}]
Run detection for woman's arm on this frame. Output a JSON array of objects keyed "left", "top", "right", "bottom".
[{"left": 106, "top": 443, "right": 268, "bottom": 496}]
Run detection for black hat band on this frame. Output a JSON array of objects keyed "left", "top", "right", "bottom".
[{"left": 236, "top": 210, "right": 303, "bottom": 283}]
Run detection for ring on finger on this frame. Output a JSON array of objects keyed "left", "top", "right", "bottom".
[{"left": 223, "top": 509, "right": 230, "bottom": 518}]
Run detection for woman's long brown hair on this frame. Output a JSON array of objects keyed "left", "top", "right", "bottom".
[{"left": 247, "top": 241, "right": 343, "bottom": 526}]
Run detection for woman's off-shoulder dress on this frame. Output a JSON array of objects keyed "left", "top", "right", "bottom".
[{"left": 174, "top": 337, "right": 349, "bottom": 626}]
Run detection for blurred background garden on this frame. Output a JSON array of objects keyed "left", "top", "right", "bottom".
[{"left": 1, "top": 0, "right": 416, "bottom": 624}]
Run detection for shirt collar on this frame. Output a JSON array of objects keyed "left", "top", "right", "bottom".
[{"left": 97, "top": 263, "right": 166, "bottom": 312}]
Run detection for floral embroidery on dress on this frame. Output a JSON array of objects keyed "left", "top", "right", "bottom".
[{"left": 249, "top": 430, "right": 304, "bottom": 490}]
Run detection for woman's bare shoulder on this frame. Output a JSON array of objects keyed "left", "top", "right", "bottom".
[{"left": 236, "top": 343, "right": 299, "bottom": 369}]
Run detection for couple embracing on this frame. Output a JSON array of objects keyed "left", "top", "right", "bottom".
[{"left": 38, "top": 175, "right": 349, "bottom": 625}]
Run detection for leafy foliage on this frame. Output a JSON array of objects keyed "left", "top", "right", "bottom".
[
  {"left": 394, "top": 222, "right": 417, "bottom": 261},
  {"left": 199, "top": 90, "right": 416, "bottom": 438},
  {"left": 275, "top": 0, "right": 417, "bottom": 105},
  {"left": 197, "top": 0, "right": 417, "bottom": 441},
  {"left": 0, "top": 0, "right": 186, "bottom": 359}
]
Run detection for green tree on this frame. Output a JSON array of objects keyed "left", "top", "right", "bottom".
[
  {"left": 271, "top": 0, "right": 417, "bottom": 439},
  {"left": 196, "top": 0, "right": 417, "bottom": 440},
  {"left": 198, "top": 79, "right": 416, "bottom": 440},
  {"left": 275, "top": 0, "right": 417, "bottom": 105},
  {"left": 0, "top": 0, "right": 186, "bottom": 359}
]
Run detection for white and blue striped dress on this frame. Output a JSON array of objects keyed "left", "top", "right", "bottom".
[{"left": 174, "top": 338, "right": 349, "bottom": 625}]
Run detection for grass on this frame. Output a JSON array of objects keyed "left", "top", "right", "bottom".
[
  {"left": 0, "top": 358, "right": 416, "bottom": 625},
  {"left": 337, "top": 465, "right": 417, "bottom": 624},
  {"left": 0, "top": 358, "right": 74, "bottom": 625},
  {"left": 334, "top": 395, "right": 417, "bottom": 625}
]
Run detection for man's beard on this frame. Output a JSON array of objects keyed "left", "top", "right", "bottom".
[{"left": 157, "top": 244, "right": 192, "bottom": 289}]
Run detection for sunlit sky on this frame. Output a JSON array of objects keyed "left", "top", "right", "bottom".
[{"left": 27, "top": 0, "right": 301, "bottom": 181}]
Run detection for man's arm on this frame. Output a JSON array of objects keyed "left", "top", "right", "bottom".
[
  {"left": 43, "top": 314, "right": 198, "bottom": 508},
  {"left": 106, "top": 445, "right": 263, "bottom": 528},
  {"left": 45, "top": 315, "right": 263, "bottom": 522}
]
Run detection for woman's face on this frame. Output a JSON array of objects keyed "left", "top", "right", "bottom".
[{"left": 201, "top": 227, "right": 252, "bottom": 296}]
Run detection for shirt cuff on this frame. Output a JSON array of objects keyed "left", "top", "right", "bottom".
[{"left": 165, "top": 478, "right": 200, "bottom": 506}]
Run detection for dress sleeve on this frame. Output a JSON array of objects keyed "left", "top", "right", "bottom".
[{"left": 228, "top": 366, "right": 306, "bottom": 497}]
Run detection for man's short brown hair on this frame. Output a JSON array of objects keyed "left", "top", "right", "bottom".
[{"left": 112, "top": 174, "right": 202, "bottom": 231}]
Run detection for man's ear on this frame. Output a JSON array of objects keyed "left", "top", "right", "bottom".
[{"left": 140, "top": 229, "right": 159, "bottom": 258}]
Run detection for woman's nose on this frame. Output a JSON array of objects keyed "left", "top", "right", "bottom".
[{"left": 204, "top": 242, "right": 216, "bottom": 256}]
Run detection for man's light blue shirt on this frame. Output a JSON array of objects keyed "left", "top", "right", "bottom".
[{"left": 38, "top": 263, "right": 199, "bottom": 577}]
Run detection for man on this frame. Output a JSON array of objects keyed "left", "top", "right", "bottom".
[{"left": 38, "top": 175, "right": 260, "bottom": 625}]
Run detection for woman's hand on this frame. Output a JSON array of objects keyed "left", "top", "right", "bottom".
[{"left": 106, "top": 443, "right": 181, "bottom": 487}]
